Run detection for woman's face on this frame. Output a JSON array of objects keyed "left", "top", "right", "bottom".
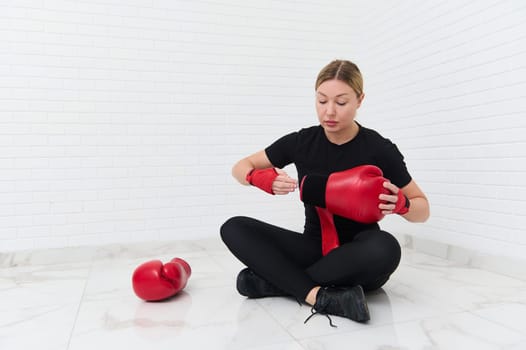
[{"left": 315, "top": 79, "right": 364, "bottom": 138}]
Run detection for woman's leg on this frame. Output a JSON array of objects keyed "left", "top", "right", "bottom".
[
  {"left": 301, "top": 229, "right": 400, "bottom": 324},
  {"left": 306, "top": 229, "right": 402, "bottom": 291},
  {"left": 220, "top": 216, "right": 321, "bottom": 300}
]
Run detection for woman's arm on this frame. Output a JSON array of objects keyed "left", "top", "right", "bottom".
[
  {"left": 232, "top": 150, "right": 297, "bottom": 195},
  {"left": 232, "top": 150, "right": 273, "bottom": 185}
]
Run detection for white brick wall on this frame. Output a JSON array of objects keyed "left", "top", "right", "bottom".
[
  {"left": 1, "top": 1, "right": 525, "bottom": 261},
  {"left": 0, "top": 0, "right": 360, "bottom": 250},
  {"left": 352, "top": 0, "right": 526, "bottom": 259}
]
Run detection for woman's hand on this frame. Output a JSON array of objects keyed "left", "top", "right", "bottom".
[{"left": 272, "top": 169, "right": 298, "bottom": 195}]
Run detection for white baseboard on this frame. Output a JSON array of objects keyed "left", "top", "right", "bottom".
[
  {"left": 2, "top": 235, "right": 525, "bottom": 282},
  {"left": 396, "top": 233, "right": 526, "bottom": 281}
]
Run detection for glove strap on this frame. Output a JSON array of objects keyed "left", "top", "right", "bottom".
[
  {"left": 246, "top": 168, "right": 278, "bottom": 195},
  {"left": 316, "top": 207, "right": 340, "bottom": 256}
]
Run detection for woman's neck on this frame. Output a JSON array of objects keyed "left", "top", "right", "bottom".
[{"left": 325, "top": 121, "right": 359, "bottom": 145}]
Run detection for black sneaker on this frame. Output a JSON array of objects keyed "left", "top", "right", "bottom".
[
  {"left": 304, "top": 285, "right": 370, "bottom": 327},
  {"left": 236, "top": 268, "right": 287, "bottom": 298}
]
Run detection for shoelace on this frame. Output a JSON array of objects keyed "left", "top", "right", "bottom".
[{"left": 303, "top": 305, "right": 337, "bottom": 328}]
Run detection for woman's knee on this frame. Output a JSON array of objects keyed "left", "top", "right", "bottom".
[
  {"left": 377, "top": 231, "right": 401, "bottom": 267},
  {"left": 220, "top": 215, "right": 260, "bottom": 245},
  {"left": 220, "top": 216, "right": 245, "bottom": 242},
  {"left": 357, "top": 230, "right": 402, "bottom": 270}
]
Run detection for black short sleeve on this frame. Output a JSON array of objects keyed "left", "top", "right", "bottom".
[
  {"left": 377, "top": 139, "right": 412, "bottom": 188},
  {"left": 264, "top": 131, "right": 298, "bottom": 169}
]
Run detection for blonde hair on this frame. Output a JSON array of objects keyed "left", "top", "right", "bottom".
[{"left": 315, "top": 60, "right": 363, "bottom": 97}]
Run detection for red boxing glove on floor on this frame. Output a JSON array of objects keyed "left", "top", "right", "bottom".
[
  {"left": 132, "top": 257, "right": 191, "bottom": 301},
  {"left": 301, "top": 165, "right": 390, "bottom": 224},
  {"left": 246, "top": 168, "right": 278, "bottom": 194}
]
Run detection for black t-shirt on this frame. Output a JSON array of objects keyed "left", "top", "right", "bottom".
[{"left": 265, "top": 123, "right": 412, "bottom": 243}]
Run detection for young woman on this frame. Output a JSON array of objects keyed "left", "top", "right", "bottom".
[{"left": 220, "top": 59, "right": 430, "bottom": 326}]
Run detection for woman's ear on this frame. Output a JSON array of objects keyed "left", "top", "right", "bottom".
[{"left": 357, "top": 93, "right": 365, "bottom": 106}]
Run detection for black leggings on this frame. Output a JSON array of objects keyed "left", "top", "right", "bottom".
[{"left": 220, "top": 216, "right": 402, "bottom": 301}]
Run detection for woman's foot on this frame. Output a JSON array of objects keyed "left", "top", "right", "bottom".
[
  {"left": 236, "top": 268, "right": 287, "bottom": 298},
  {"left": 305, "top": 285, "right": 370, "bottom": 326}
]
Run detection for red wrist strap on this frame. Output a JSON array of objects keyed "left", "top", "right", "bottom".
[
  {"left": 316, "top": 207, "right": 340, "bottom": 255},
  {"left": 246, "top": 168, "right": 278, "bottom": 195}
]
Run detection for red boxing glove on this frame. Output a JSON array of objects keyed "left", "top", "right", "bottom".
[
  {"left": 301, "top": 165, "right": 390, "bottom": 224},
  {"left": 171, "top": 257, "right": 192, "bottom": 289},
  {"left": 246, "top": 168, "right": 278, "bottom": 194},
  {"left": 132, "top": 257, "right": 191, "bottom": 301}
]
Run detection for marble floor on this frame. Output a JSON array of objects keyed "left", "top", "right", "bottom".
[{"left": 1, "top": 237, "right": 525, "bottom": 350}]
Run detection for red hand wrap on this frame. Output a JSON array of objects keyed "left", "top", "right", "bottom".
[
  {"left": 393, "top": 191, "right": 410, "bottom": 215},
  {"left": 246, "top": 168, "right": 278, "bottom": 195}
]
